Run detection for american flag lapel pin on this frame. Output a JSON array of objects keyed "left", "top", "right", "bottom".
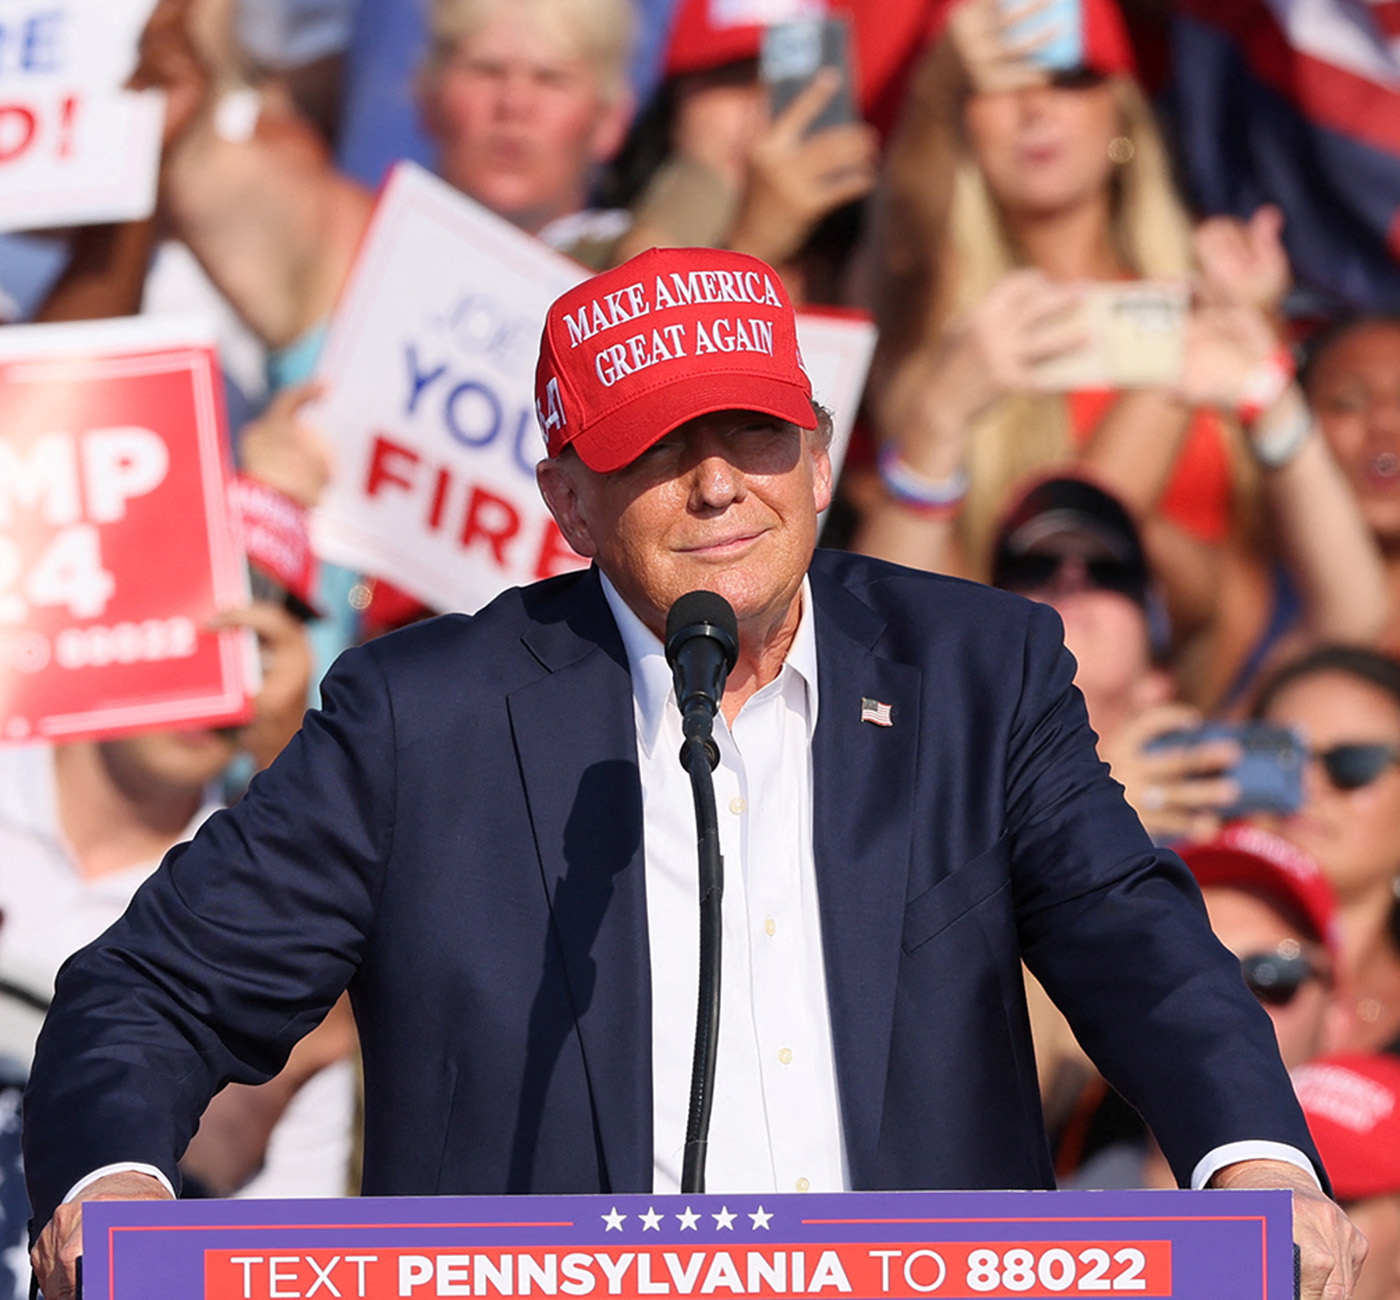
[{"left": 860, "top": 697, "right": 893, "bottom": 727}]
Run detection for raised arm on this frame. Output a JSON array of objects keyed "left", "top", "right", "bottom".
[
  {"left": 1179, "top": 301, "right": 1392, "bottom": 647},
  {"left": 136, "top": 0, "right": 372, "bottom": 347}
]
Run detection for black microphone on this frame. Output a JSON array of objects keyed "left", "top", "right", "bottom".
[
  {"left": 665, "top": 591, "right": 739, "bottom": 770},
  {"left": 664, "top": 591, "right": 738, "bottom": 1194}
]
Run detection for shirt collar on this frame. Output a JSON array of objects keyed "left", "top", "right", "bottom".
[{"left": 598, "top": 571, "right": 820, "bottom": 756}]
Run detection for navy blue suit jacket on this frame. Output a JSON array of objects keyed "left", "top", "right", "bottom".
[{"left": 23, "top": 552, "right": 1319, "bottom": 1226}]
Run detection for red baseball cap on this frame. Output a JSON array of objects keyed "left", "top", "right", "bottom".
[
  {"left": 1181, "top": 824, "right": 1341, "bottom": 964},
  {"left": 1078, "top": 0, "right": 1138, "bottom": 79},
  {"left": 665, "top": 0, "right": 773, "bottom": 77},
  {"left": 926, "top": 0, "right": 1138, "bottom": 80},
  {"left": 1292, "top": 1053, "right": 1400, "bottom": 1200},
  {"left": 534, "top": 246, "right": 815, "bottom": 473}
]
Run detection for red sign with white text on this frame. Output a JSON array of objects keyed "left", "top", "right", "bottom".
[
  {"left": 0, "top": 318, "right": 254, "bottom": 743},
  {"left": 202, "top": 1240, "right": 1172, "bottom": 1300}
]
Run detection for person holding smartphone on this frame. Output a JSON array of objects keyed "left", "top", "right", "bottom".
[{"left": 852, "top": 0, "right": 1391, "bottom": 710}]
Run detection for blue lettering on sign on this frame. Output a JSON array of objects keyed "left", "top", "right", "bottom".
[
  {"left": 400, "top": 341, "right": 539, "bottom": 478},
  {"left": 426, "top": 291, "right": 538, "bottom": 371},
  {"left": 444, "top": 381, "right": 501, "bottom": 449},
  {"left": 511, "top": 408, "right": 538, "bottom": 477},
  {"left": 0, "top": 9, "right": 65, "bottom": 75},
  {"left": 403, "top": 343, "right": 446, "bottom": 416}
]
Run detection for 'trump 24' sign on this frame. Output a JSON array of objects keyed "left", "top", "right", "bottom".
[
  {"left": 0, "top": 0, "right": 164, "bottom": 232},
  {"left": 0, "top": 316, "right": 254, "bottom": 743},
  {"left": 311, "top": 162, "right": 874, "bottom": 615},
  {"left": 84, "top": 1188, "right": 1293, "bottom": 1300}
]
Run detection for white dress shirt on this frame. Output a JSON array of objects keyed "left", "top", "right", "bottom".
[
  {"left": 600, "top": 575, "right": 1318, "bottom": 1196},
  {"left": 601, "top": 575, "right": 847, "bottom": 1194}
]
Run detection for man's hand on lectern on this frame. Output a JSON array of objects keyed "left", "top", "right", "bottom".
[
  {"left": 1211, "top": 1158, "right": 1367, "bottom": 1299},
  {"left": 31, "top": 1170, "right": 173, "bottom": 1299}
]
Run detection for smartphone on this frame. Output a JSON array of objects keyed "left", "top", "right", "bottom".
[
  {"left": 998, "top": 0, "right": 1084, "bottom": 71},
  {"left": 1144, "top": 722, "right": 1306, "bottom": 819},
  {"left": 1030, "top": 281, "right": 1189, "bottom": 391},
  {"left": 760, "top": 14, "right": 857, "bottom": 136}
]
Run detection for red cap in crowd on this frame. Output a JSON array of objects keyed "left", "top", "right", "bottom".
[
  {"left": 1180, "top": 825, "right": 1341, "bottom": 964},
  {"left": 665, "top": 0, "right": 822, "bottom": 78},
  {"left": 1292, "top": 1053, "right": 1400, "bottom": 1201},
  {"left": 921, "top": 0, "right": 1138, "bottom": 81},
  {"left": 534, "top": 246, "right": 814, "bottom": 473},
  {"left": 1075, "top": 0, "right": 1138, "bottom": 79}
]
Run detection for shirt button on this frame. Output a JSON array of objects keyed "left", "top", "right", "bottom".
[
  {"left": 729, "top": 797, "right": 746, "bottom": 814},
  {"left": 795, "top": 1177, "right": 810, "bottom": 1192},
  {"left": 764, "top": 917, "right": 777, "bottom": 937},
  {"left": 778, "top": 1047, "right": 793, "bottom": 1065}
]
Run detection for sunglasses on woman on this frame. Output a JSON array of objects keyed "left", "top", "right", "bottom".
[
  {"left": 1313, "top": 742, "right": 1400, "bottom": 791},
  {"left": 1240, "top": 947, "right": 1327, "bottom": 1007}
]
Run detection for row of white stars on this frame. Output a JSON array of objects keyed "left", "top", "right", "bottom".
[{"left": 601, "top": 1206, "right": 773, "bottom": 1232}]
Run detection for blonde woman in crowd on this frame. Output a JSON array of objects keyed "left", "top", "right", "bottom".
[{"left": 854, "top": 0, "right": 1389, "bottom": 708}]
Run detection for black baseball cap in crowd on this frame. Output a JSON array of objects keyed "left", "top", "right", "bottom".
[{"left": 991, "top": 474, "right": 1151, "bottom": 610}]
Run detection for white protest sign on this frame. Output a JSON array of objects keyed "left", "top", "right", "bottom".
[
  {"left": 795, "top": 307, "right": 876, "bottom": 484},
  {"left": 0, "top": 0, "right": 165, "bottom": 232},
  {"left": 311, "top": 162, "right": 591, "bottom": 613},
  {"left": 312, "top": 161, "right": 877, "bottom": 613}
]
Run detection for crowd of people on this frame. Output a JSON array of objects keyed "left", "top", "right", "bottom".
[{"left": 4, "top": 0, "right": 1400, "bottom": 1294}]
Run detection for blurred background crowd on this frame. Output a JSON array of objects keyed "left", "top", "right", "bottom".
[{"left": 4, "top": 0, "right": 1400, "bottom": 1293}]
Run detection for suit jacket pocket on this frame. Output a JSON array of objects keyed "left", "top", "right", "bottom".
[{"left": 901, "top": 836, "right": 1012, "bottom": 954}]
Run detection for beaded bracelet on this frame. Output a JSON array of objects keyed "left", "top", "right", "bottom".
[{"left": 877, "top": 444, "right": 970, "bottom": 516}]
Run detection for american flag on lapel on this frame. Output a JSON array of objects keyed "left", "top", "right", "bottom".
[{"left": 860, "top": 697, "right": 893, "bottom": 727}]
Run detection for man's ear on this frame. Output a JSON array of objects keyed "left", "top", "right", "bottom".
[
  {"left": 811, "top": 441, "right": 834, "bottom": 516},
  {"left": 537, "top": 456, "right": 598, "bottom": 557}
]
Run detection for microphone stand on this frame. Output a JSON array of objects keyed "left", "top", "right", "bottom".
[
  {"left": 666, "top": 589, "right": 737, "bottom": 1195},
  {"left": 680, "top": 722, "right": 723, "bottom": 1194}
]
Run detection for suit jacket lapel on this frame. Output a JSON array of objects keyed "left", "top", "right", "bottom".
[
  {"left": 509, "top": 570, "right": 652, "bottom": 1193},
  {"left": 810, "top": 566, "right": 922, "bottom": 1188}
]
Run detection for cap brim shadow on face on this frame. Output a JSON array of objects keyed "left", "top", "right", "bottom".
[{"left": 572, "top": 372, "right": 818, "bottom": 473}]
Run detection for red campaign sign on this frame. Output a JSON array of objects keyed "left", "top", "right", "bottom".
[
  {"left": 203, "top": 1240, "right": 1172, "bottom": 1300},
  {"left": 0, "top": 319, "right": 254, "bottom": 743}
]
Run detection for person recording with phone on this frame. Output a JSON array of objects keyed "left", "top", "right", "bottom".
[
  {"left": 608, "top": 4, "right": 878, "bottom": 302},
  {"left": 24, "top": 248, "right": 1362, "bottom": 1300},
  {"left": 853, "top": 0, "right": 1390, "bottom": 710}
]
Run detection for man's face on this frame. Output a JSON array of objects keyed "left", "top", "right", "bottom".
[
  {"left": 99, "top": 727, "right": 238, "bottom": 798},
  {"left": 537, "top": 410, "right": 832, "bottom": 641},
  {"left": 422, "top": 5, "right": 631, "bottom": 233}
]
